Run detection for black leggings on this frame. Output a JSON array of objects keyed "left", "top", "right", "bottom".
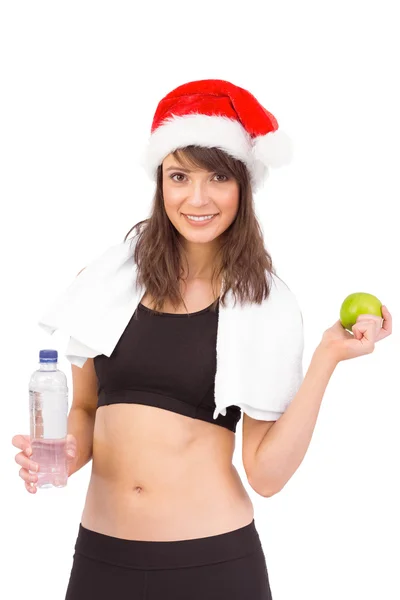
[{"left": 65, "top": 519, "right": 273, "bottom": 599}]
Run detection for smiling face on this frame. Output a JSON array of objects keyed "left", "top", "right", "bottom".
[{"left": 162, "top": 152, "right": 240, "bottom": 245}]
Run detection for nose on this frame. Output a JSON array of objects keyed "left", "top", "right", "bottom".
[{"left": 186, "top": 181, "right": 212, "bottom": 209}]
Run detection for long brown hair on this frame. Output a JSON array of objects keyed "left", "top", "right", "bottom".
[{"left": 124, "top": 145, "right": 277, "bottom": 315}]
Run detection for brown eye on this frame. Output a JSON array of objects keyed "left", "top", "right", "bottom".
[
  {"left": 214, "top": 174, "right": 228, "bottom": 182},
  {"left": 170, "top": 173, "right": 186, "bottom": 182}
]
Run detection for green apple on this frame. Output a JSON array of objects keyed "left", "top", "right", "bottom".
[{"left": 340, "top": 292, "right": 383, "bottom": 331}]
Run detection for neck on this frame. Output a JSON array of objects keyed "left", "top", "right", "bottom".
[{"left": 178, "top": 239, "right": 220, "bottom": 279}]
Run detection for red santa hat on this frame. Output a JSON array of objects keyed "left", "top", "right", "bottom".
[{"left": 141, "top": 79, "right": 293, "bottom": 192}]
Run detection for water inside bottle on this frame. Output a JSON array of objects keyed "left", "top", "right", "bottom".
[{"left": 30, "top": 438, "right": 68, "bottom": 488}]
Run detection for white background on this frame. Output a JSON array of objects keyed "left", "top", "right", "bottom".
[{"left": 1, "top": 1, "right": 399, "bottom": 599}]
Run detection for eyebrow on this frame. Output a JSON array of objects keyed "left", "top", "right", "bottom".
[{"left": 165, "top": 166, "right": 201, "bottom": 173}]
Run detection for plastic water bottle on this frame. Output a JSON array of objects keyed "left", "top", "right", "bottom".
[{"left": 29, "top": 349, "right": 69, "bottom": 488}]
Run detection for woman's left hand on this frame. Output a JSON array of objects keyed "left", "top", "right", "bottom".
[{"left": 319, "top": 305, "right": 392, "bottom": 362}]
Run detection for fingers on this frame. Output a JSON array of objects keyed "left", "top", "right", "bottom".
[
  {"left": 18, "top": 463, "right": 39, "bottom": 493},
  {"left": 19, "top": 466, "right": 39, "bottom": 487},
  {"left": 380, "top": 305, "right": 392, "bottom": 338},
  {"left": 12, "top": 435, "right": 39, "bottom": 494},
  {"left": 15, "top": 450, "right": 40, "bottom": 473},
  {"left": 351, "top": 320, "right": 376, "bottom": 352},
  {"left": 15, "top": 450, "right": 40, "bottom": 494},
  {"left": 11, "top": 434, "right": 31, "bottom": 455},
  {"left": 351, "top": 324, "right": 361, "bottom": 340},
  {"left": 25, "top": 480, "right": 37, "bottom": 493},
  {"left": 356, "top": 307, "right": 392, "bottom": 342}
]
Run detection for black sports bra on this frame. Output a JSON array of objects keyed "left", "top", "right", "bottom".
[{"left": 93, "top": 297, "right": 242, "bottom": 433}]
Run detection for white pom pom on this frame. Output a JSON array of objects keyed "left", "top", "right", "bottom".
[{"left": 252, "top": 129, "right": 293, "bottom": 168}]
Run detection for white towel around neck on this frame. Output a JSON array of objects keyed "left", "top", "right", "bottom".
[{"left": 38, "top": 237, "right": 304, "bottom": 422}]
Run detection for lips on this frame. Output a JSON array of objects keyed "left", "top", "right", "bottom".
[{"left": 183, "top": 214, "right": 219, "bottom": 226}]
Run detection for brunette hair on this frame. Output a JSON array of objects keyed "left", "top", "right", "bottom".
[{"left": 123, "top": 145, "right": 277, "bottom": 315}]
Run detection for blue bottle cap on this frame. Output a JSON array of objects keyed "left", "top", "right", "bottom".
[{"left": 39, "top": 349, "right": 58, "bottom": 363}]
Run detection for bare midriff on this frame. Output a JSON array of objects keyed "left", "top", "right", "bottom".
[
  {"left": 80, "top": 403, "right": 254, "bottom": 541},
  {"left": 81, "top": 282, "right": 254, "bottom": 541}
]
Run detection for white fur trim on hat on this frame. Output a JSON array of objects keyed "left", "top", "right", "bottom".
[
  {"left": 140, "top": 113, "right": 292, "bottom": 191},
  {"left": 252, "top": 129, "right": 293, "bottom": 168}
]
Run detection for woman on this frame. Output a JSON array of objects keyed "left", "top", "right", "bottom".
[{"left": 13, "top": 79, "right": 392, "bottom": 599}]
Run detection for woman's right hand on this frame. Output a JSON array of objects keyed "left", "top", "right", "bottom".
[{"left": 12, "top": 433, "right": 78, "bottom": 494}]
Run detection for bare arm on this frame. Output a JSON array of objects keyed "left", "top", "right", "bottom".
[
  {"left": 249, "top": 345, "right": 338, "bottom": 496},
  {"left": 67, "top": 407, "right": 96, "bottom": 477},
  {"left": 65, "top": 286, "right": 98, "bottom": 477}
]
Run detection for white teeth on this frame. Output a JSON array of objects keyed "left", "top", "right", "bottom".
[{"left": 186, "top": 214, "right": 215, "bottom": 221}]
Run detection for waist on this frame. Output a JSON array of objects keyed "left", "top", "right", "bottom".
[
  {"left": 73, "top": 518, "right": 262, "bottom": 569},
  {"left": 82, "top": 458, "right": 254, "bottom": 541}
]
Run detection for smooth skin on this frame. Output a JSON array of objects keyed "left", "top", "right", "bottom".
[{"left": 162, "top": 153, "right": 239, "bottom": 279}]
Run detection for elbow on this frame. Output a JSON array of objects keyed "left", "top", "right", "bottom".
[
  {"left": 248, "top": 476, "right": 281, "bottom": 498},
  {"left": 259, "top": 486, "right": 281, "bottom": 498}
]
